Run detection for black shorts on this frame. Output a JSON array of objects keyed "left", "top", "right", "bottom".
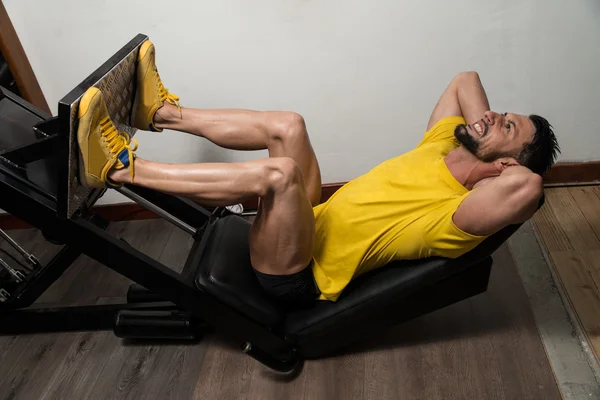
[{"left": 254, "top": 265, "right": 320, "bottom": 309}]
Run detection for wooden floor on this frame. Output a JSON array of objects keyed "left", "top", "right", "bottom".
[
  {"left": 532, "top": 185, "right": 600, "bottom": 366},
  {"left": 0, "top": 219, "right": 561, "bottom": 400}
]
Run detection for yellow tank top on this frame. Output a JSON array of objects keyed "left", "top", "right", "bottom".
[{"left": 312, "top": 116, "right": 488, "bottom": 301}]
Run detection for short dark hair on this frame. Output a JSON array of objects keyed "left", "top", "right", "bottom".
[{"left": 515, "top": 115, "right": 560, "bottom": 175}]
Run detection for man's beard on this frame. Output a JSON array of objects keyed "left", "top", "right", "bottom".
[
  {"left": 454, "top": 124, "right": 500, "bottom": 163},
  {"left": 454, "top": 124, "right": 480, "bottom": 154}
]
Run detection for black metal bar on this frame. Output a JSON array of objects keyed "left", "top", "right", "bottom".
[
  {"left": 114, "top": 308, "right": 204, "bottom": 340},
  {"left": 0, "top": 91, "right": 59, "bottom": 202},
  {"left": 2, "top": 116, "right": 60, "bottom": 165},
  {"left": 181, "top": 230, "right": 207, "bottom": 284},
  {"left": 0, "top": 86, "right": 52, "bottom": 120},
  {"left": 125, "top": 184, "right": 212, "bottom": 230},
  {"left": 81, "top": 187, "right": 108, "bottom": 216},
  {"left": 0, "top": 228, "right": 39, "bottom": 267},
  {"left": 0, "top": 302, "right": 176, "bottom": 334},
  {"left": 0, "top": 172, "right": 57, "bottom": 229},
  {"left": 2, "top": 245, "right": 81, "bottom": 309},
  {"left": 1, "top": 134, "right": 59, "bottom": 165},
  {"left": 33, "top": 115, "right": 60, "bottom": 136},
  {"left": 117, "top": 187, "right": 197, "bottom": 235},
  {"left": 57, "top": 97, "right": 71, "bottom": 219},
  {"left": 0, "top": 158, "right": 57, "bottom": 203},
  {"left": 63, "top": 216, "right": 295, "bottom": 359}
]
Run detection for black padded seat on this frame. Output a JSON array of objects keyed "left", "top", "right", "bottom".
[
  {"left": 195, "top": 214, "right": 523, "bottom": 357},
  {"left": 195, "top": 215, "right": 285, "bottom": 326}
]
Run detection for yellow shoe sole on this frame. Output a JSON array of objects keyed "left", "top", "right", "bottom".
[
  {"left": 78, "top": 86, "right": 100, "bottom": 119},
  {"left": 138, "top": 39, "right": 153, "bottom": 60},
  {"left": 77, "top": 87, "right": 103, "bottom": 187},
  {"left": 131, "top": 40, "right": 161, "bottom": 131}
]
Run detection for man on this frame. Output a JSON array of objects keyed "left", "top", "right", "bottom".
[{"left": 77, "top": 40, "right": 560, "bottom": 308}]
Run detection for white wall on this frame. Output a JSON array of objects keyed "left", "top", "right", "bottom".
[{"left": 5, "top": 0, "right": 600, "bottom": 205}]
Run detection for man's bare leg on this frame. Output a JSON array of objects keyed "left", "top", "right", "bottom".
[
  {"left": 80, "top": 61, "right": 317, "bottom": 279},
  {"left": 109, "top": 157, "right": 315, "bottom": 275},
  {"left": 153, "top": 104, "right": 322, "bottom": 206}
]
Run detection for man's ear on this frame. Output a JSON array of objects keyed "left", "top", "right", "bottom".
[{"left": 494, "top": 157, "right": 520, "bottom": 172}]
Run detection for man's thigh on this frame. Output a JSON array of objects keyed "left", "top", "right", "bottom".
[{"left": 248, "top": 161, "right": 315, "bottom": 276}]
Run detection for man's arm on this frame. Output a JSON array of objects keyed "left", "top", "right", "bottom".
[
  {"left": 453, "top": 166, "right": 543, "bottom": 236},
  {"left": 427, "top": 71, "right": 491, "bottom": 131}
]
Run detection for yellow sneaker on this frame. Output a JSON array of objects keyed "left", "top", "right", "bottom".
[
  {"left": 131, "top": 40, "right": 181, "bottom": 132},
  {"left": 77, "top": 87, "right": 138, "bottom": 188}
]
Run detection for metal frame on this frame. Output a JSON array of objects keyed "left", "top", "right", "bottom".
[
  {"left": 0, "top": 79, "right": 299, "bottom": 371},
  {"left": 0, "top": 228, "right": 41, "bottom": 267},
  {"left": 0, "top": 302, "right": 178, "bottom": 334},
  {"left": 0, "top": 86, "right": 58, "bottom": 204},
  {"left": 2, "top": 118, "right": 59, "bottom": 166}
]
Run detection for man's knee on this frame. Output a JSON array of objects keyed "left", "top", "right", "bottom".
[
  {"left": 259, "top": 157, "right": 304, "bottom": 196},
  {"left": 266, "top": 112, "right": 307, "bottom": 142}
]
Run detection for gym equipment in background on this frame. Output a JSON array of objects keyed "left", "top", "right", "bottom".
[
  {"left": 0, "top": 228, "right": 42, "bottom": 303},
  {"left": 0, "top": 228, "right": 40, "bottom": 267}
]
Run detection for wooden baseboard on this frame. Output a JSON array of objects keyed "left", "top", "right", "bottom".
[
  {"left": 542, "top": 161, "right": 600, "bottom": 185},
  {"left": 2, "top": 162, "right": 599, "bottom": 229},
  {"left": 0, "top": 216, "right": 31, "bottom": 230}
]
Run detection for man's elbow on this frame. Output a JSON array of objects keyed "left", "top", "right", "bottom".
[
  {"left": 526, "top": 173, "right": 544, "bottom": 204},
  {"left": 455, "top": 71, "right": 480, "bottom": 83},
  {"left": 451, "top": 71, "right": 482, "bottom": 94},
  {"left": 515, "top": 174, "right": 544, "bottom": 222}
]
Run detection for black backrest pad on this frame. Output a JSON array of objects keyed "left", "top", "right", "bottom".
[
  {"left": 285, "top": 216, "right": 529, "bottom": 354},
  {"left": 195, "top": 209, "right": 529, "bottom": 330},
  {"left": 284, "top": 229, "right": 516, "bottom": 340}
]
